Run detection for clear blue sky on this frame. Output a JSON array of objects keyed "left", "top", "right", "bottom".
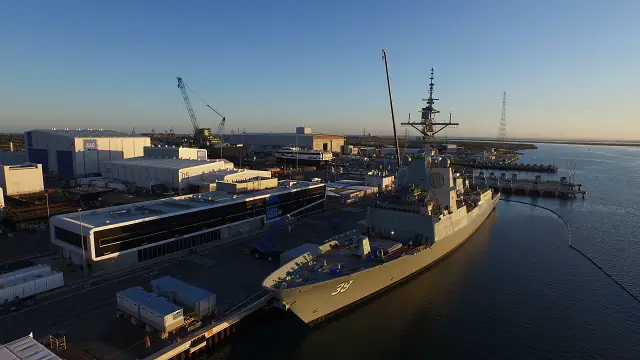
[{"left": 1, "top": 0, "right": 638, "bottom": 140}]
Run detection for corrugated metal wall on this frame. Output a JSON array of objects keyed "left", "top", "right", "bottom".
[
  {"left": 56, "top": 150, "right": 74, "bottom": 178},
  {"left": 27, "top": 148, "right": 49, "bottom": 172}
]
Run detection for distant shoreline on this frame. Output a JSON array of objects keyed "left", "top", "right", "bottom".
[{"left": 505, "top": 140, "right": 640, "bottom": 147}]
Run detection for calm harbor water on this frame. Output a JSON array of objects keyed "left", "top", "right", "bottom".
[{"left": 210, "top": 143, "right": 640, "bottom": 360}]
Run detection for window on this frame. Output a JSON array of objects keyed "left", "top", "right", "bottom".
[{"left": 55, "top": 226, "right": 87, "bottom": 249}]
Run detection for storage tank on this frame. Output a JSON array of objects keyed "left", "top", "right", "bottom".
[
  {"left": 150, "top": 276, "right": 216, "bottom": 317},
  {"left": 116, "top": 286, "right": 185, "bottom": 333}
]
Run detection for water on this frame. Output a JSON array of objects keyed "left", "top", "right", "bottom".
[{"left": 210, "top": 144, "right": 640, "bottom": 360}]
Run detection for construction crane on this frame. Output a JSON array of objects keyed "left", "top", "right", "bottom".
[{"left": 176, "top": 77, "right": 226, "bottom": 148}]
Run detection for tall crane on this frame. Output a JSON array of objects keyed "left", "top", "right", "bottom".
[
  {"left": 177, "top": 77, "right": 200, "bottom": 131},
  {"left": 176, "top": 77, "right": 226, "bottom": 148}
]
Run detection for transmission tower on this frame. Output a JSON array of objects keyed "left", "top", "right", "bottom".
[{"left": 497, "top": 92, "right": 507, "bottom": 144}]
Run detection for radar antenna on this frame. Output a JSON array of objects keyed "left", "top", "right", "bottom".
[{"left": 401, "top": 68, "right": 459, "bottom": 143}]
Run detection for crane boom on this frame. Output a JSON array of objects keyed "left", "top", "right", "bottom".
[{"left": 176, "top": 77, "right": 199, "bottom": 131}]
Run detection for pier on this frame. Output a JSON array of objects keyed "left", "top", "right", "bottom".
[
  {"left": 143, "top": 292, "right": 272, "bottom": 360},
  {"left": 453, "top": 161, "right": 558, "bottom": 173},
  {"left": 470, "top": 172, "right": 586, "bottom": 199}
]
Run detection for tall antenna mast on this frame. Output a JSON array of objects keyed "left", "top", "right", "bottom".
[
  {"left": 401, "top": 68, "right": 458, "bottom": 144},
  {"left": 497, "top": 92, "right": 507, "bottom": 145},
  {"left": 382, "top": 49, "right": 401, "bottom": 171}
]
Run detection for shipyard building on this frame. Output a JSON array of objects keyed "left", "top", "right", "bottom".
[
  {"left": 25, "top": 129, "right": 150, "bottom": 178},
  {"left": 50, "top": 181, "right": 326, "bottom": 270},
  {"left": 99, "top": 157, "right": 234, "bottom": 194},
  {"left": 0, "top": 163, "right": 45, "bottom": 195},
  {"left": 223, "top": 127, "right": 345, "bottom": 153}
]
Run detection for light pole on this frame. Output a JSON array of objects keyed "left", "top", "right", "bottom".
[
  {"left": 78, "top": 209, "right": 88, "bottom": 279},
  {"left": 45, "top": 193, "right": 50, "bottom": 223}
]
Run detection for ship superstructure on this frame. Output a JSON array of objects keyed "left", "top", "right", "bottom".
[{"left": 262, "top": 69, "right": 499, "bottom": 324}]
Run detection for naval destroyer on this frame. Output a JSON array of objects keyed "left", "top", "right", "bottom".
[{"left": 262, "top": 69, "right": 499, "bottom": 324}]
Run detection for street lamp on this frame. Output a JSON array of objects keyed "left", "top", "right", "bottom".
[
  {"left": 45, "top": 193, "right": 50, "bottom": 223},
  {"left": 78, "top": 209, "right": 87, "bottom": 279}
]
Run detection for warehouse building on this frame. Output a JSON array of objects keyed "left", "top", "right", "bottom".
[
  {"left": 25, "top": 129, "right": 150, "bottom": 178},
  {"left": 99, "top": 157, "right": 234, "bottom": 194},
  {"left": 143, "top": 145, "right": 208, "bottom": 160},
  {"left": 0, "top": 163, "right": 44, "bottom": 195},
  {"left": 223, "top": 127, "right": 345, "bottom": 153},
  {"left": 50, "top": 181, "right": 326, "bottom": 271}
]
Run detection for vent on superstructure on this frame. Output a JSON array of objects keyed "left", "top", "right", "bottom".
[{"left": 109, "top": 209, "right": 131, "bottom": 217}]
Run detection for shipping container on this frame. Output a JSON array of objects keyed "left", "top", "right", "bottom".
[
  {"left": 0, "top": 271, "right": 64, "bottom": 303},
  {"left": 116, "top": 286, "right": 184, "bottom": 333},
  {"left": 150, "top": 276, "right": 216, "bottom": 317}
]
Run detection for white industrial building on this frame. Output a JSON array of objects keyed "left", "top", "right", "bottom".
[
  {"left": 100, "top": 157, "right": 234, "bottom": 193},
  {"left": 365, "top": 172, "right": 395, "bottom": 191},
  {"left": 223, "top": 127, "right": 345, "bottom": 153},
  {"left": 25, "top": 129, "right": 150, "bottom": 178},
  {"left": 143, "top": 145, "right": 208, "bottom": 160},
  {"left": 0, "top": 163, "right": 45, "bottom": 195}
]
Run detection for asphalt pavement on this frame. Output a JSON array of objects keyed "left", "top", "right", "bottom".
[{"left": 0, "top": 201, "right": 368, "bottom": 360}]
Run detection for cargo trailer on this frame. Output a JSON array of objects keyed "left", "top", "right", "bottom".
[
  {"left": 116, "top": 286, "right": 184, "bottom": 334},
  {"left": 150, "top": 276, "right": 216, "bottom": 317},
  {"left": 0, "top": 264, "right": 64, "bottom": 303}
]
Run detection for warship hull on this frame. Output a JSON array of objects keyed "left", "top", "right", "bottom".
[{"left": 265, "top": 193, "right": 500, "bottom": 325}]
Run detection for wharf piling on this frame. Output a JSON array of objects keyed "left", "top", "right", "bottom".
[{"left": 470, "top": 172, "right": 586, "bottom": 199}]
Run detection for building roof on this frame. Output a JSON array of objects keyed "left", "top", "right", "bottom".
[
  {"left": 224, "top": 132, "right": 343, "bottom": 138},
  {"left": 103, "top": 157, "right": 232, "bottom": 170},
  {"left": 31, "top": 129, "right": 147, "bottom": 138},
  {"left": 117, "top": 286, "right": 182, "bottom": 316},
  {"left": 0, "top": 335, "right": 62, "bottom": 360},
  {"left": 54, "top": 181, "right": 325, "bottom": 228},
  {"left": 151, "top": 276, "right": 214, "bottom": 304}
]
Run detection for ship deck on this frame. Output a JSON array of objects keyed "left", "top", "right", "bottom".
[{"left": 274, "top": 237, "right": 408, "bottom": 289}]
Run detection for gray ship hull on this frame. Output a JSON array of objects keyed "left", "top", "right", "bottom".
[{"left": 264, "top": 193, "right": 500, "bottom": 324}]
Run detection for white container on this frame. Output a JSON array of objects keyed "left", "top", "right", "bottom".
[
  {"left": 0, "top": 264, "right": 51, "bottom": 287},
  {"left": 116, "top": 286, "right": 184, "bottom": 333},
  {"left": 140, "top": 303, "right": 184, "bottom": 333},
  {"left": 150, "top": 276, "right": 216, "bottom": 317},
  {"left": 0, "top": 271, "right": 64, "bottom": 303}
]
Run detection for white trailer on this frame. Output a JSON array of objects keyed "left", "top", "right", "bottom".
[
  {"left": 116, "top": 286, "right": 184, "bottom": 334},
  {"left": 0, "top": 265, "right": 64, "bottom": 303},
  {"left": 150, "top": 276, "right": 216, "bottom": 317}
]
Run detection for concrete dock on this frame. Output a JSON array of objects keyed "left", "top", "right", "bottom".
[
  {"left": 0, "top": 202, "right": 369, "bottom": 360},
  {"left": 470, "top": 172, "right": 586, "bottom": 199},
  {"left": 454, "top": 161, "right": 558, "bottom": 173}
]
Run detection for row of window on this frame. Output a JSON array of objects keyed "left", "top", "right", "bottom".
[
  {"left": 137, "top": 229, "right": 222, "bottom": 262},
  {"left": 54, "top": 226, "right": 87, "bottom": 250},
  {"left": 94, "top": 189, "right": 325, "bottom": 258}
]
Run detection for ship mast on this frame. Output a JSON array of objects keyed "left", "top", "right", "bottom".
[{"left": 401, "top": 68, "right": 458, "bottom": 144}]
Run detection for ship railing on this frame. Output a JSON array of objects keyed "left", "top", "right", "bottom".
[{"left": 327, "top": 229, "right": 359, "bottom": 243}]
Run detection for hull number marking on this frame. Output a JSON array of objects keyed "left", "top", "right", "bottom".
[{"left": 332, "top": 280, "right": 353, "bottom": 296}]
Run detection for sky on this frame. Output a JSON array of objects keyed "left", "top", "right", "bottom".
[{"left": 1, "top": 0, "right": 639, "bottom": 140}]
